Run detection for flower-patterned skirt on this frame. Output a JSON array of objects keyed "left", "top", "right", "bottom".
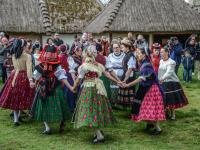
[
  {"left": 0, "top": 70, "right": 35, "bottom": 110},
  {"left": 73, "top": 86, "right": 116, "bottom": 128}
]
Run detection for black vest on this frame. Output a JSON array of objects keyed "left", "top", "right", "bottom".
[{"left": 123, "top": 51, "right": 135, "bottom": 71}]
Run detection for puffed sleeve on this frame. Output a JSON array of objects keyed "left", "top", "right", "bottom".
[
  {"left": 161, "top": 60, "right": 176, "bottom": 80},
  {"left": 106, "top": 55, "right": 113, "bottom": 71},
  {"left": 26, "top": 54, "right": 33, "bottom": 79},
  {"left": 54, "top": 66, "right": 67, "bottom": 80},
  {"left": 78, "top": 65, "right": 85, "bottom": 79},
  {"left": 98, "top": 63, "right": 106, "bottom": 73},
  {"left": 127, "top": 56, "right": 136, "bottom": 69},
  {"left": 68, "top": 56, "right": 78, "bottom": 73}
]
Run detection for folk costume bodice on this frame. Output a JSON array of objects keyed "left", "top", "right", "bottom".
[
  {"left": 12, "top": 52, "right": 33, "bottom": 79},
  {"left": 78, "top": 57, "right": 107, "bottom": 97}
]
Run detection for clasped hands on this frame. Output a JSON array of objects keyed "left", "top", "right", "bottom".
[{"left": 117, "top": 80, "right": 129, "bottom": 88}]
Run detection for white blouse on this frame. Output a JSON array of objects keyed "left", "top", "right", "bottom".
[
  {"left": 107, "top": 52, "right": 125, "bottom": 78},
  {"left": 68, "top": 56, "right": 79, "bottom": 73},
  {"left": 158, "top": 58, "right": 179, "bottom": 82},
  {"left": 33, "top": 65, "right": 67, "bottom": 81}
]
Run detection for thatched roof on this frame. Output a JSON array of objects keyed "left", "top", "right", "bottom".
[
  {"left": 44, "top": 0, "right": 103, "bottom": 33},
  {"left": 0, "top": 0, "right": 102, "bottom": 34},
  {"left": 85, "top": 0, "right": 200, "bottom": 33},
  {"left": 0, "top": 0, "right": 45, "bottom": 33}
]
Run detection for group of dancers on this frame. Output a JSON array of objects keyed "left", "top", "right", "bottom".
[{"left": 0, "top": 34, "right": 189, "bottom": 144}]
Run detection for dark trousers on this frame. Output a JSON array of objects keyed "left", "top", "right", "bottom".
[
  {"left": 0, "top": 63, "right": 7, "bottom": 83},
  {"left": 183, "top": 68, "right": 192, "bottom": 82}
]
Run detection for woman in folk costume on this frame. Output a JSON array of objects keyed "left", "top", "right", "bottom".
[
  {"left": 72, "top": 45, "right": 120, "bottom": 144},
  {"left": 31, "top": 38, "right": 74, "bottom": 134},
  {"left": 158, "top": 47, "right": 188, "bottom": 120},
  {"left": 95, "top": 43, "right": 111, "bottom": 100},
  {"left": 118, "top": 39, "right": 137, "bottom": 108},
  {"left": 0, "top": 39, "right": 35, "bottom": 126},
  {"left": 59, "top": 44, "right": 77, "bottom": 112},
  {"left": 69, "top": 45, "right": 82, "bottom": 82},
  {"left": 150, "top": 43, "right": 161, "bottom": 75},
  {"left": 123, "top": 48, "right": 166, "bottom": 135},
  {"left": 107, "top": 42, "right": 125, "bottom": 105}
]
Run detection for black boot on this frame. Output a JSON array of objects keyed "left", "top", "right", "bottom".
[
  {"left": 59, "top": 121, "right": 66, "bottom": 133},
  {"left": 92, "top": 137, "right": 105, "bottom": 144},
  {"left": 144, "top": 124, "right": 154, "bottom": 132},
  {"left": 42, "top": 130, "right": 51, "bottom": 135},
  {"left": 150, "top": 129, "right": 162, "bottom": 136},
  {"left": 14, "top": 122, "right": 20, "bottom": 126}
]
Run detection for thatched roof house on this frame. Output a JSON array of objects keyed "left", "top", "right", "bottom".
[
  {"left": 0, "top": 0, "right": 103, "bottom": 44},
  {"left": 0, "top": 0, "right": 45, "bottom": 34},
  {"left": 85, "top": 0, "right": 200, "bottom": 45}
]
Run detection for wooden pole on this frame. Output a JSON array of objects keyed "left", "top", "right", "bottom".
[
  {"left": 109, "top": 32, "right": 113, "bottom": 43},
  {"left": 149, "top": 34, "right": 154, "bottom": 48}
]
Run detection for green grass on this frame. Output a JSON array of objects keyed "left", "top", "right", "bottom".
[{"left": 0, "top": 67, "right": 200, "bottom": 150}]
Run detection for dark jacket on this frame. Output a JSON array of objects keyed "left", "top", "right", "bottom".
[
  {"left": 170, "top": 43, "right": 183, "bottom": 65},
  {"left": 0, "top": 46, "right": 5, "bottom": 64},
  {"left": 185, "top": 45, "right": 196, "bottom": 58}
]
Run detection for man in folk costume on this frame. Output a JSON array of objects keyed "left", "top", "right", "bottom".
[{"left": 30, "top": 40, "right": 74, "bottom": 134}]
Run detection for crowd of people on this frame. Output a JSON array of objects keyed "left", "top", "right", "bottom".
[{"left": 0, "top": 31, "right": 197, "bottom": 143}]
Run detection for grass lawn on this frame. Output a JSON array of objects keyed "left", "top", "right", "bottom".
[{"left": 0, "top": 67, "right": 200, "bottom": 150}]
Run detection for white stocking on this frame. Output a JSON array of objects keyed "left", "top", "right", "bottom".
[
  {"left": 18, "top": 111, "right": 21, "bottom": 118},
  {"left": 44, "top": 122, "right": 50, "bottom": 131},
  {"left": 96, "top": 130, "right": 104, "bottom": 140},
  {"left": 155, "top": 122, "right": 161, "bottom": 131},
  {"left": 13, "top": 111, "right": 19, "bottom": 123}
]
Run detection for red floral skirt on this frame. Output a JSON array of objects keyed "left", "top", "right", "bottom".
[
  {"left": 0, "top": 70, "right": 35, "bottom": 110},
  {"left": 132, "top": 84, "right": 166, "bottom": 122}
]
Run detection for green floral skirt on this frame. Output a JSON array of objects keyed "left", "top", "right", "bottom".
[
  {"left": 73, "top": 86, "right": 115, "bottom": 129},
  {"left": 100, "top": 75, "right": 111, "bottom": 100},
  {"left": 32, "top": 84, "right": 68, "bottom": 122}
]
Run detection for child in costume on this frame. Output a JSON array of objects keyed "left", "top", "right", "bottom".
[{"left": 150, "top": 43, "right": 161, "bottom": 74}]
